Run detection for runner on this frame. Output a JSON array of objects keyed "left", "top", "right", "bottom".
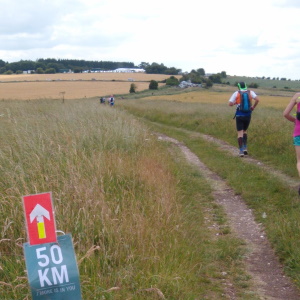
[
  {"left": 109, "top": 95, "right": 115, "bottom": 106},
  {"left": 283, "top": 92, "right": 300, "bottom": 194},
  {"left": 228, "top": 82, "right": 260, "bottom": 157}
]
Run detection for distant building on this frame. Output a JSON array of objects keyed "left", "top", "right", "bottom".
[
  {"left": 23, "top": 70, "right": 35, "bottom": 74},
  {"left": 114, "top": 68, "right": 145, "bottom": 73},
  {"left": 59, "top": 69, "right": 72, "bottom": 73}
]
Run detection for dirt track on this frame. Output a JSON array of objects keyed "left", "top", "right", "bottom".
[{"left": 158, "top": 133, "right": 300, "bottom": 300}]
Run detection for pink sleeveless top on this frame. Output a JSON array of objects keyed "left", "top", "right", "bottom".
[{"left": 294, "top": 103, "right": 300, "bottom": 137}]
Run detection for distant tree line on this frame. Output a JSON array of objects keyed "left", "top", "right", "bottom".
[
  {"left": 0, "top": 58, "right": 182, "bottom": 75},
  {"left": 138, "top": 62, "right": 181, "bottom": 75},
  {"left": 0, "top": 58, "right": 136, "bottom": 74}
]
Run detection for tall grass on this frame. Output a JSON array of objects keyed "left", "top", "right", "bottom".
[
  {"left": 0, "top": 99, "right": 258, "bottom": 299},
  {"left": 119, "top": 93, "right": 298, "bottom": 177},
  {"left": 119, "top": 87, "right": 300, "bottom": 289}
]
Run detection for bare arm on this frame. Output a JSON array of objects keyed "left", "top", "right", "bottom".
[
  {"left": 251, "top": 96, "right": 259, "bottom": 111},
  {"left": 283, "top": 93, "right": 300, "bottom": 123}
]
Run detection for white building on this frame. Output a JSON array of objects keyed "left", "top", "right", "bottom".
[{"left": 114, "top": 68, "right": 145, "bottom": 73}]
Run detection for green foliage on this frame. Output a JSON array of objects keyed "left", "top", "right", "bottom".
[
  {"left": 165, "top": 76, "right": 179, "bottom": 86},
  {"left": 209, "top": 73, "right": 222, "bottom": 83},
  {"left": 202, "top": 78, "right": 213, "bottom": 88},
  {"left": 181, "top": 70, "right": 203, "bottom": 84},
  {"left": 220, "top": 71, "right": 227, "bottom": 78},
  {"left": 0, "top": 59, "right": 6, "bottom": 67},
  {"left": 149, "top": 80, "right": 158, "bottom": 90},
  {"left": 248, "top": 82, "right": 259, "bottom": 88},
  {"left": 0, "top": 59, "right": 135, "bottom": 74},
  {"left": 36, "top": 67, "right": 44, "bottom": 74},
  {"left": 129, "top": 83, "right": 137, "bottom": 93},
  {"left": 145, "top": 62, "right": 181, "bottom": 75},
  {"left": 197, "top": 68, "right": 205, "bottom": 75},
  {"left": 45, "top": 68, "right": 56, "bottom": 74}
]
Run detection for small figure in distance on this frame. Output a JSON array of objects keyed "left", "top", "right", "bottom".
[
  {"left": 109, "top": 95, "right": 115, "bottom": 107},
  {"left": 283, "top": 92, "right": 300, "bottom": 195},
  {"left": 228, "top": 82, "right": 260, "bottom": 157},
  {"left": 100, "top": 97, "right": 105, "bottom": 104}
]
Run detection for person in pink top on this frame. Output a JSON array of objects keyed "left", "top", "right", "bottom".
[{"left": 283, "top": 92, "right": 300, "bottom": 194}]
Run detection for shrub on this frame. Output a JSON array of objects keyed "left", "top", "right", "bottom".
[
  {"left": 36, "top": 67, "right": 45, "bottom": 74},
  {"left": 166, "top": 76, "right": 179, "bottom": 86},
  {"left": 45, "top": 68, "right": 56, "bottom": 74},
  {"left": 149, "top": 80, "right": 158, "bottom": 90},
  {"left": 129, "top": 83, "right": 137, "bottom": 93},
  {"left": 248, "top": 82, "right": 259, "bottom": 88}
]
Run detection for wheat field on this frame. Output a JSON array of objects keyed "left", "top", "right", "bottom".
[{"left": 0, "top": 73, "right": 176, "bottom": 100}]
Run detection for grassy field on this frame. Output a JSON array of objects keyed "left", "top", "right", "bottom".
[
  {"left": 118, "top": 85, "right": 300, "bottom": 291},
  {"left": 1, "top": 77, "right": 300, "bottom": 299},
  {"left": 226, "top": 75, "right": 300, "bottom": 90},
  {"left": 0, "top": 97, "right": 261, "bottom": 299}
]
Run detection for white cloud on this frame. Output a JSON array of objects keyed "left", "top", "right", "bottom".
[{"left": 0, "top": 0, "right": 300, "bottom": 79}]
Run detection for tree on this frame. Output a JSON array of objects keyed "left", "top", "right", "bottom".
[
  {"left": 220, "top": 71, "right": 227, "bottom": 78},
  {"left": 0, "top": 59, "right": 6, "bottom": 68},
  {"left": 166, "top": 76, "right": 179, "bottom": 86},
  {"left": 145, "top": 62, "right": 167, "bottom": 74},
  {"left": 129, "top": 83, "right": 137, "bottom": 93},
  {"left": 45, "top": 68, "right": 56, "bottom": 74},
  {"left": 36, "top": 67, "right": 44, "bottom": 74},
  {"left": 196, "top": 68, "right": 205, "bottom": 75},
  {"left": 149, "top": 80, "right": 158, "bottom": 90},
  {"left": 202, "top": 78, "right": 213, "bottom": 88},
  {"left": 248, "top": 82, "right": 259, "bottom": 88},
  {"left": 138, "top": 62, "right": 150, "bottom": 69},
  {"left": 209, "top": 74, "right": 222, "bottom": 84}
]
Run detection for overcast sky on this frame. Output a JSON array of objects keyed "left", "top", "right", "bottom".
[{"left": 1, "top": 0, "right": 300, "bottom": 79}]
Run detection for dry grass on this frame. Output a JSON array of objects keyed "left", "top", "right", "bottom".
[
  {"left": 0, "top": 73, "right": 177, "bottom": 100},
  {"left": 0, "top": 72, "right": 176, "bottom": 82},
  {"left": 141, "top": 87, "right": 295, "bottom": 109},
  {"left": 0, "top": 81, "right": 165, "bottom": 100}
]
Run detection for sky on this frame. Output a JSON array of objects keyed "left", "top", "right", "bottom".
[{"left": 1, "top": 0, "right": 300, "bottom": 79}]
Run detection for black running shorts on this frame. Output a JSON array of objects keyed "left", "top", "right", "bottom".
[{"left": 236, "top": 115, "right": 251, "bottom": 131}]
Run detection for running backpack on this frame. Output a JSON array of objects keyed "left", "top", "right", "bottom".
[{"left": 237, "top": 90, "right": 252, "bottom": 112}]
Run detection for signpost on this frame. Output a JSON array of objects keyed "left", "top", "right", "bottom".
[
  {"left": 23, "top": 192, "right": 57, "bottom": 245},
  {"left": 24, "top": 234, "right": 82, "bottom": 300},
  {"left": 23, "top": 192, "right": 82, "bottom": 299}
]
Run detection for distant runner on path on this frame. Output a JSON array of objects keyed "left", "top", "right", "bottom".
[
  {"left": 283, "top": 92, "right": 300, "bottom": 195},
  {"left": 109, "top": 95, "right": 115, "bottom": 106},
  {"left": 228, "top": 82, "right": 260, "bottom": 157}
]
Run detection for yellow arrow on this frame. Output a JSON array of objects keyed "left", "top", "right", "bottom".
[{"left": 37, "top": 222, "right": 46, "bottom": 239}]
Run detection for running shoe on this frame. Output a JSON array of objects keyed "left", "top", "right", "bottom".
[
  {"left": 239, "top": 150, "right": 244, "bottom": 157},
  {"left": 243, "top": 148, "right": 248, "bottom": 155}
]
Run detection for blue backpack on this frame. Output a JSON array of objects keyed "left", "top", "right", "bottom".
[{"left": 237, "top": 90, "right": 252, "bottom": 112}]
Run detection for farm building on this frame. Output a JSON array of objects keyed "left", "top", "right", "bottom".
[{"left": 114, "top": 68, "right": 145, "bottom": 73}]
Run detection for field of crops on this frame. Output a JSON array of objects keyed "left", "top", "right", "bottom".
[{"left": 0, "top": 73, "right": 176, "bottom": 100}]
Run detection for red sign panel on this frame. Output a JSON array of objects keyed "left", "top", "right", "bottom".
[{"left": 23, "top": 192, "right": 57, "bottom": 245}]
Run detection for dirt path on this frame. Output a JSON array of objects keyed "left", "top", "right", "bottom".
[
  {"left": 183, "top": 128, "right": 299, "bottom": 189},
  {"left": 158, "top": 133, "right": 300, "bottom": 300}
]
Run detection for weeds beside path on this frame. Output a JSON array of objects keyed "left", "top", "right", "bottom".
[{"left": 157, "top": 133, "right": 300, "bottom": 299}]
